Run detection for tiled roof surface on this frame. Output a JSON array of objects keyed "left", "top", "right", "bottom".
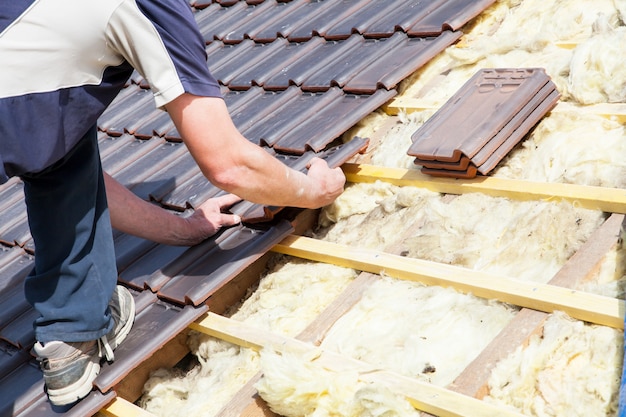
[{"left": 0, "top": 0, "right": 496, "bottom": 415}]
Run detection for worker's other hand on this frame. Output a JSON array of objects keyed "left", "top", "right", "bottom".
[
  {"left": 184, "top": 193, "right": 242, "bottom": 244},
  {"left": 305, "top": 157, "right": 346, "bottom": 208}
]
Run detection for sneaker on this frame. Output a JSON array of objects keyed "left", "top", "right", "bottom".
[{"left": 33, "top": 285, "right": 136, "bottom": 406}]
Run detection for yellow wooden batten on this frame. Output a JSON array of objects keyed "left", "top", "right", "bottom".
[
  {"left": 342, "top": 163, "right": 626, "bottom": 214},
  {"left": 98, "top": 398, "right": 157, "bottom": 417},
  {"left": 383, "top": 97, "right": 626, "bottom": 123},
  {"left": 271, "top": 235, "right": 625, "bottom": 329},
  {"left": 191, "top": 312, "right": 528, "bottom": 417}
]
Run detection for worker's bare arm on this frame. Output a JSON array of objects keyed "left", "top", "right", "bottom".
[
  {"left": 164, "top": 93, "right": 346, "bottom": 209},
  {"left": 104, "top": 172, "right": 241, "bottom": 246}
]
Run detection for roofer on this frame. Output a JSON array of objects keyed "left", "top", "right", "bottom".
[{"left": 0, "top": 0, "right": 345, "bottom": 407}]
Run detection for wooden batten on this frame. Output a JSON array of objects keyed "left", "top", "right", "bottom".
[
  {"left": 98, "top": 398, "right": 157, "bottom": 417},
  {"left": 192, "top": 313, "right": 528, "bottom": 417},
  {"left": 449, "top": 212, "right": 625, "bottom": 398},
  {"left": 271, "top": 235, "right": 625, "bottom": 329},
  {"left": 342, "top": 163, "right": 626, "bottom": 214},
  {"left": 384, "top": 97, "right": 626, "bottom": 123}
]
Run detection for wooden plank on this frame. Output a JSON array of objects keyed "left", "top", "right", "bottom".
[
  {"left": 271, "top": 235, "right": 625, "bottom": 328},
  {"left": 555, "top": 101, "right": 626, "bottom": 123},
  {"left": 554, "top": 41, "right": 579, "bottom": 49},
  {"left": 98, "top": 397, "right": 157, "bottom": 417},
  {"left": 192, "top": 312, "right": 528, "bottom": 417},
  {"left": 108, "top": 211, "right": 319, "bottom": 413},
  {"left": 296, "top": 272, "right": 380, "bottom": 345},
  {"left": 449, "top": 213, "right": 625, "bottom": 398},
  {"left": 238, "top": 396, "right": 279, "bottom": 417},
  {"left": 342, "top": 163, "right": 626, "bottom": 214},
  {"left": 216, "top": 373, "right": 276, "bottom": 417},
  {"left": 383, "top": 97, "right": 626, "bottom": 123}
]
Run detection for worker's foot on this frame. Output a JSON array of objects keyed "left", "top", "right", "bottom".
[{"left": 33, "top": 285, "right": 136, "bottom": 406}]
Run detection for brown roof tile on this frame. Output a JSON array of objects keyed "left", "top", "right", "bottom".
[{"left": 409, "top": 68, "right": 559, "bottom": 178}]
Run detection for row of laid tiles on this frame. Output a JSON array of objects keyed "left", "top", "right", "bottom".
[
  {"left": 114, "top": 138, "right": 369, "bottom": 303},
  {"left": 408, "top": 68, "right": 560, "bottom": 178},
  {"left": 0, "top": 138, "right": 367, "bottom": 342},
  {"left": 128, "top": 31, "right": 461, "bottom": 98},
  {"left": 192, "top": 0, "right": 495, "bottom": 44},
  {"left": 0, "top": 218, "right": 292, "bottom": 415},
  {"left": 99, "top": 84, "right": 396, "bottom": 154},
  {"left": 0, "top": 131, "right": 367, "bottom": 257},
  {"left": 0, "top": 287, "right": 207, "bottom": 417},
  {"left": 205, "top": 32, "right": 461, "bottom": 93}
]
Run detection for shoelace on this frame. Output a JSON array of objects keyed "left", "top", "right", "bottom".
[{"left": 98, "top": 334, "right": 115, "bottom": 362}]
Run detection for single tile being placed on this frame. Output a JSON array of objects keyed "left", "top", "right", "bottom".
[
  {"left": 230, "top": 87, "right": 303, "bottom": 134},
  {"left": 229, "top": 86, "right": 386, "bottom": 155},
  {"left": 157, "top": 220, "right": 294, "bottom": 306},
  {"left": 157, "top": 170, "right": 223, "bottom": 211},
  {"left": 231, "top": 137, "right": 370, "bottom": 223},
  {"left": 241, "top": 87, "right": 338, "bottom": 148}
]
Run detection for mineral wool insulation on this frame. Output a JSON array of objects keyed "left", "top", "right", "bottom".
[{"left": 140, "top": 0, "right": 626, "bottom": 416}]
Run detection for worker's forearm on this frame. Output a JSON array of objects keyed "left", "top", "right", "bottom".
[
  {"left": 104, "top": 173, "right": 207, "bottom": 246},
  {"left": 165, "top": 94, "right": 345, "bottom": 209},
  {"left": 204, "top": 140, "right": 318, "bottom": 207}
]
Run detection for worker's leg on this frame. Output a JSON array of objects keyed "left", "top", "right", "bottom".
[{"left": 22, "top": 125, "right": 117, "bottom": 343}]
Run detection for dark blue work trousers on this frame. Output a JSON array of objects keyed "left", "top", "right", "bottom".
[{"left": 21, "top": 126, "right": 116, "bottom": 343}]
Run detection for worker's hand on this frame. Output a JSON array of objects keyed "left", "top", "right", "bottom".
[
  {"left": 304, "top": 157, "right": 346, "bottom": 208},
  {"left": 183, "top": 193, "right": 242, "bottom": 244}
]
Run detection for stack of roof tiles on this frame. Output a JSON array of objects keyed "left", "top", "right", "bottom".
[
  {"left": 408, "top": 68, "right": 560, "bottom": 178},
  {"left": 0, "top": 1, "right": 498, "bottom": 415}
]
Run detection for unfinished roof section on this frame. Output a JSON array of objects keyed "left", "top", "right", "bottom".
[{"left": 408, "top": 68, "right": 560, "bottom": 178}]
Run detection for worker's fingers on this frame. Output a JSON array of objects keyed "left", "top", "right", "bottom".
[
  {"left": 219, "top": 212, "right": 242, "bottom": 227},
  {"left": 304, "top": 157, "right": 345, "bottom": 208},
  {"left": 212, "top": 193, "right": 243, "bottom": 210},
  {"left": 306, "top": 156, "right": 326, "bottom": 170}
]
